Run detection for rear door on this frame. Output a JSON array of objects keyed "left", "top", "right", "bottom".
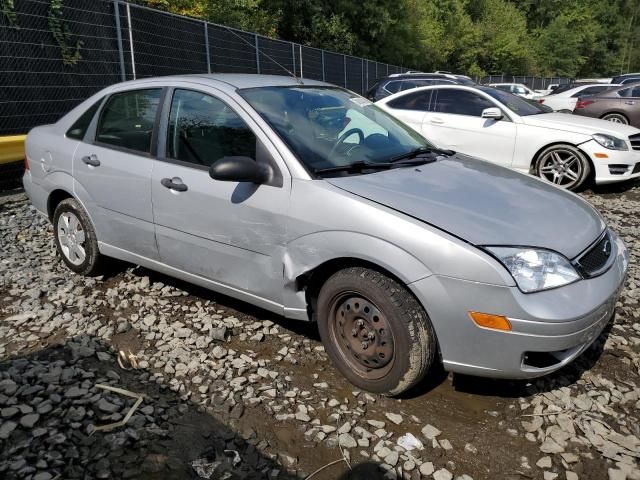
[
  {"left": 73, "top": 88, "right": 162, "bottom": 259},
  {"left": 620, "top": 86, "right": 640, "bottom": 127},
  {"left": 151, "top": 87, "right": 290, "bottom": 306},
  {"left": 425, "top": 88, "right": 517, "bottom": 167}
]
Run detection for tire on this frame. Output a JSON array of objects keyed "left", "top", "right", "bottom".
[
  {"left": 601, "top": 113, "right": 629, "bottom": 124},
  {"left": 534, "top": 144, "right": 591, "bottom": 191},
  {"left": 53, "top": 198, "right": 102, "bottom": 276},
  {"left": 317, "top": 267, "right": 436, "bottom": 396}
]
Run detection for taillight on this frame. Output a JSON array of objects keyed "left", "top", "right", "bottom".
[
  {"left": 575, "top": 99, "right": 594, "bottom": 109},
  {"left": 537, "top": 99, "right": 544, "bottom": 104},
  {"left": 24, "top": 156, "right": 30, "bottom": 170}
]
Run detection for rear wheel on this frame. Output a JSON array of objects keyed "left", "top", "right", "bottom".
[
  {"left": 534, "top": 144, "right": 591, "bottom": 191},
  {"left": 317, "top": 267, "right": 436, "bottom": 396},
  {"left": 53, "top": 198, "right": 102, "bottom": 275},
  {"left": 601, "top": 113, "right": 629, "bottom": 124}
]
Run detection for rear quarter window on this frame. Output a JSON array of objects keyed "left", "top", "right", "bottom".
[{"left": 66, "top": 100, "right": 102, "bottom": 141}]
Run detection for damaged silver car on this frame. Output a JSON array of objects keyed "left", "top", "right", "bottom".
[{"left": 23, "top": 75, "right": 628, "bottom": 395}]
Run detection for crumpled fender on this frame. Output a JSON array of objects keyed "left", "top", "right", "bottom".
[{"left": 281, "top": 230, "right": 432, "bottom": 319}]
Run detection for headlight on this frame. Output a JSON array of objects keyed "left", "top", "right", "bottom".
[
  {"left": 592, "top": 133, "right": 628, "bottom": 150},
  {"left": 485, "top": 247, "right": 581, "bottom": 293}
]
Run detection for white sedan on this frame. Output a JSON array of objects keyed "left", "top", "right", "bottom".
[
  {"left": 538, "top": 84, "right": 620, "bottom": 113},
  {"left": 376, "top": 85, "right": 640, "bottom": 190},
  {"left": 488, "top": 83, "right": 540, "bottom": 99}
]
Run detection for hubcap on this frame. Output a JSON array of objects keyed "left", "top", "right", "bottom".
[
  {"left": 539, "top": 148, "right": 582, "bottom": 188},
  {"left": 57, "top": 212, "right": 86, "bottom": 265},
  {"left": 329, "top": 295, "right": 394, "bottom": 379}
]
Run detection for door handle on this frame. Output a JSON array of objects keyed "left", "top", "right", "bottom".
[
  {"left": 430, "top": 118, "right": 444, "bottom": 125},
  {"left": 161, "top": 177, "right": 188, "bottom": 192},
  {"left": 81, "top": 154, "right": 100, "bottom": 167}
]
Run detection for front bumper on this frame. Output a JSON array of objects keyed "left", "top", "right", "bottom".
[
  {"left": 580, "top": 139, "right": 640, "bottom": 184},
  {"left": 409, "top": 231, "right": 628, "bottom": 379}
]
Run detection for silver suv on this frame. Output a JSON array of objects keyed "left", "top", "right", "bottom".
[{"left": 23, "top": 74, "right": 627, "bottom": 395}]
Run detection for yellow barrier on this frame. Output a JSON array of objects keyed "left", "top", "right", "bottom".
[{"left": 0, "top": 135, "right": 26, "bottom": 165}]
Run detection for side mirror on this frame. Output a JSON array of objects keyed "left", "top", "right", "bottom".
[
  {"left": 481, "top": 107, "right": 503, "bottom": 120},
  {"left": 209, "top": 156, "right": 272, "bottom": 184}
]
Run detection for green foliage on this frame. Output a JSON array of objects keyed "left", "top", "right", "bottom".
[
  {"left": 0, "top": 0, "right": 18, "bottom": 27},
  {"left": 141, "top": 0, "right": 639, "bottom": 77},
  {"left": 48, "top": 0, "right": 83, "bottom": 66}
]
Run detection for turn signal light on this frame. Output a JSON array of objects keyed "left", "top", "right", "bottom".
[
  {"left": 594, "top": 153, "right": 609, "bottom": 159},
  {"left": 575, "top": 99, "right": 594, "bottom": 109},
  {"left": 468, "top": 311, "right": 512, "bottom": 331}
]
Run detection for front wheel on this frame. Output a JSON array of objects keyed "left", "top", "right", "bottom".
[
  {"left": 601, "top": 113, "right": 629, "bottom": 124},
  {"left": 317, "top": 267, "right": 436, "bottom": 396},
  {"left": 534, "top": 144, "right": 591, "bottom": 191}
]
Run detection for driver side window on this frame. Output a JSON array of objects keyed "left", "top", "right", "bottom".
[{"left": 167, "top": 89, "right": 256, "bottom": 167}]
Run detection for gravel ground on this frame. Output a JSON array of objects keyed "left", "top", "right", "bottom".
[{"left": 1, "top": 183, "right": 639, "bottom": 480}]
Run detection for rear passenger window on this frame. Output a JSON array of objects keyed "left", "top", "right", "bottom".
[
  {"left": 66, "top": 100, "right": 102, "bottom": 140},
  {"left": 167, "top": 89, "right": 256, "bottom": 167},
  {"left": 95, "top": 89, "right": 161, "bottom": 154},
  {"left": 387, "top": 91, "right": 431, "bottom": 111}
]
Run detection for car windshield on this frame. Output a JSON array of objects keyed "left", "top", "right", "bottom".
[
  {"left": 240, "top": 86, "right": 433, "bottom": 173},
  {"left": 479, "top": 87, "right": 548, "bottom": 116}
]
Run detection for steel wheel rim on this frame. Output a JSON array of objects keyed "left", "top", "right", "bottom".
[
  {"left": 538, "top": 148, "right": 583, "bottom": 188},
  {"left": 328, "top": 293, "right": 395, "bottom": 380},
  {"left": 57, "top": 212, "right": 86, "bottom": 265}
]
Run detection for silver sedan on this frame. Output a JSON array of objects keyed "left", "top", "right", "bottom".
[{"left": 23, "top": 74, "right": 628, "bottom": 395}]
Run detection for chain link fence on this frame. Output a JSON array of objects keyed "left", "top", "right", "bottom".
[{"left": 0, "top": 0, "right": 408, "bottom": 136}]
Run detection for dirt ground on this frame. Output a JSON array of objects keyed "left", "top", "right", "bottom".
[{"left": 1, "top": 179, "right": 639, "bottom": 480}]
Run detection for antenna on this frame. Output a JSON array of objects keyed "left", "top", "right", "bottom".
[{"left": 224, "top": 27, "right": 303, "bottom": 84}]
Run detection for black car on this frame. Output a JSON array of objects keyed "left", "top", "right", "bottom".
[
  {"left": 611, "top": 73, "right": 640, "bottom": 85},
  {"left": 365, "top": 73, "right": 475, "bottom": 102}
]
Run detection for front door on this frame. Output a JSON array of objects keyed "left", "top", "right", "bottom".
[
  {"left": 423, "top": 88, "right": 517, "bottom": 167},
  {"left": 73, "top": 88, "right": 162, "bottom": 259},
  {"left": 151, "top": 88, "right": 290, "bottom": 307}
]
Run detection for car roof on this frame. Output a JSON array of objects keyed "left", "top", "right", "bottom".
[
  {"left": 375, "top": 84, "right": 479, "bottom": 103},
  {"left": 384, "top": 72, "right": 461, "bottom": 80},
  {"left": 110, "top": 74, "right": 331, "bottom": 92}
]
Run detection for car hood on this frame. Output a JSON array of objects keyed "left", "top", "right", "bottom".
[
  {"left": 326, "top": 155, "right": 605, "bottom": 259},
  {"left": 521, "top": 112, "right": 640, "bottom": 137}
]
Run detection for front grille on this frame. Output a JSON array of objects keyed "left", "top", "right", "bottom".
[
  {"left": 574, "top": 232, "right": 613, "bottom": 277},
  {"left": 630, "top": 133, "right": 640, "bottom": 151}
]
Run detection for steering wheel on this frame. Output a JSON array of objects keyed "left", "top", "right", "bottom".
[{"left": 329, "top": 128, "right": 365, "bottom": 158}]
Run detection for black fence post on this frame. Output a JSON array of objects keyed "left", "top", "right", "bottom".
[{"left": 204, "top": 22, "right": 211, "bottom": 74}]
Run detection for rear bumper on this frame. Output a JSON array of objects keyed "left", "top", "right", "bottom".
[
  {"left": 580, "top": 139, "right": 640, "bottom": 184},
  {"left": 409, "top": 231, "right": 628, "bottom": 379}
]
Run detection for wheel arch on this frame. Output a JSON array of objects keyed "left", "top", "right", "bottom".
[
  {"left": 47, "top": 188, "right": 74, "bottom": 220},
  {"left": 296, "top": 257, "right": 413, "bottom": 321}
]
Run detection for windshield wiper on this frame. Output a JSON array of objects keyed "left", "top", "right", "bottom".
[
  {"left": 389, "top": 146, "right": 455, "bottom": 163},
  {"left": 314, "top": 158, "right": 434, "bottom": 175}
]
